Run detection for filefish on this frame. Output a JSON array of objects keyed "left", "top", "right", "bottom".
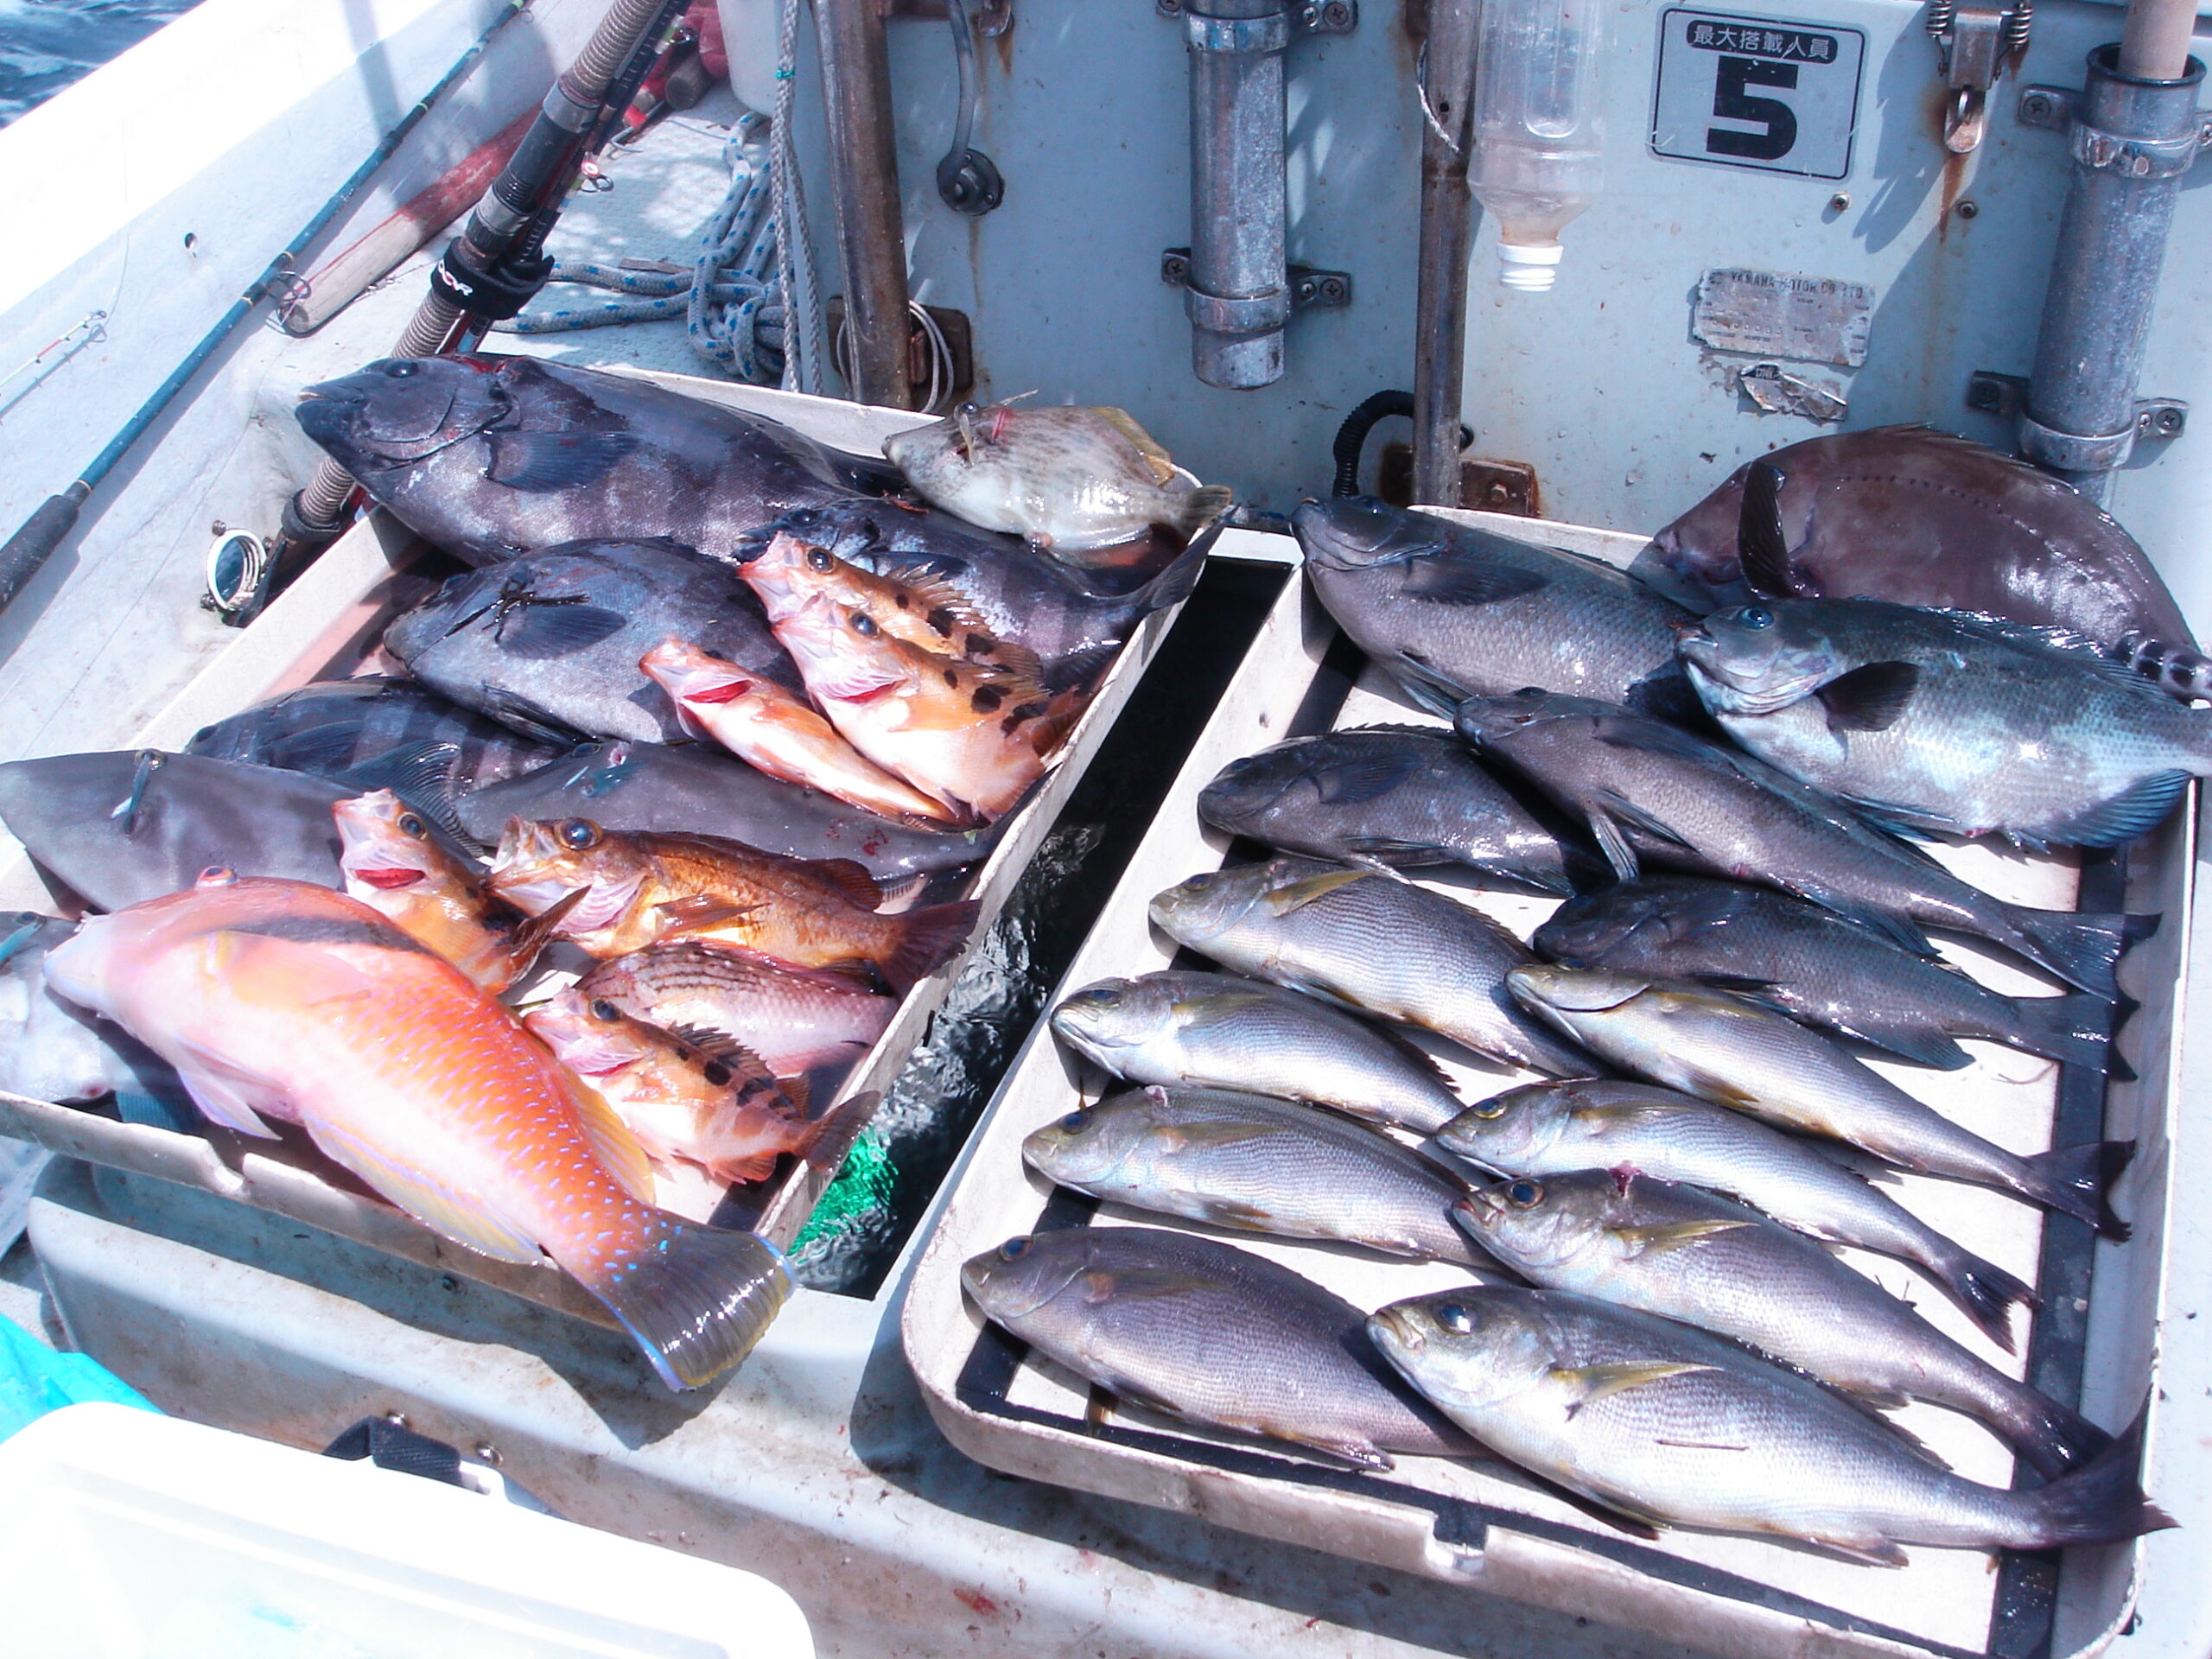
[
  {"left": 42, "top": 873, "right": 788, "bottom": 1390},
  {"left": 576, "top": 940, "right": 894, "bottom": 1076},
  {"left": 1370, "top": 1287, "right": 2171, "bottom": 1561},
  {"left": 1532, "top": 875, "right": 2111, "bottom": 1073},
  {"left": 1631, "top": 426, "right": 2205, "bottom": 696},
  {"left": 295, "top": 353, "right": 900, "bottom": 566},
  {"left": 962, "top": 1226, "right": 1474, "bottom": 1468},
  {"left": 334, "top": 790, "right": 569, "bottom": 994},
  {"left": 1292, "top": 497, "right": 1699, "bottom": 721},
  {"left": 460, "top": 741, "right": 993, "bottom": 882},
  {"left": 1195, "top": 726, "right": 1575, "bottom": 893},
  {"left": 487, "top": 817, "right": 977, "bottom": 990},
  {"left": 1022, "top": 1084, "right": 1484, "bottom": 1265},
  {"left": 1050, "top": 969, "right": 1466, "bottom": 1134},
  {"left": 1458, "top": 689, "right": 2147, "bottom": 997},
  {"left": 0, "top": 750, "right": 347, "bottom": 911},
  {"left": 523, "top": 988, "right": 821, "bottom": 1185},
  {"left": 738, "top": 532, "right": 1073, "bottom": 822},
  {"left": 883, "top": 402, "right": 1231, "bottom": 557},
  {"left": 1148, "top": 858, "right": 1588, "bottom": 1076},
  {"left": 0, "top": 914, "right": 187, "bottom": 1116},
  {"left": 1438, "top": 1078, "right": 2033, "bottom": 1348},
  {"left": 751, "top": 499, "right": 1207, "bottom": 690},
  {"left": 383, "top": 540, "right": 797, "bottom": 747},
  {"left": 1457, "top": 1170, "right": 2095, "bottom": 1476},
  {"left": 1503, "top": 965, "right": 2133, "bottom": 1236},
  {"left": 639, "top": 637, "right": 966, "bottom": 826},
  {"left": 1681, "top": 595, "right": 2212, "bottom": 848}
]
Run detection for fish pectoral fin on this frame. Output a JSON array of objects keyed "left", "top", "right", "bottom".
[
  {"left": 1678, "top": 1065, "right": 1761, "bottom": 1110},
  {"left": 495, "top": 604, "right": 631, "bottom": 661},
  {"left": 1095, "top": 407, "right": 1179, "bottom": 485},
  {"left": 1837, "top": 1382, "right": 1913, "bottom": 1410},
  {"left": 1611, "top": 1218, "right": 1757, "bottom": 1256},
  {"left": 1400, "top": 558, "right": 1552, "bottom": 607},
  {"left": 1553, "top": 1361, "right": 1716, "bottom": 1415},
  {"left": 561, "top": 1076, "right": 658, "bottom": 1205},
  {"left": 1801, "top": 1534, "right": 1911, "bottom": 1569},
  {"left": 1261, "top": 868, "right": 1376, "bottom": 916},
  {"left": 203, "top": 931, "right": 380, "bottom": 1008},
  {"left": 799, "top": 856, "right": 887, "bottom": 910},
  {"left": 655, "top": 895, "right": 762, "bottom": 932},
  {"left": 1198, "top": 1197, "right": 1276, "bottom": 1229},
  {"left": 1270, "top": 1431, "right": 1394, "bottom": 1471},
  {"left": 1167, "top": 991, "right": 1276, "bottom": 1028},
  {"left": 1311, "top": 753, "right": 1420, "bottom": 806},
  {"left": 170, "top": 1046, "right": 286, "bottom": 1139},
  {"left": 302, "top": 1118, "right": 543, "bottom": 1263},
  {"left": 1815, "top": 661, "right": 1922, "bottom": 734},
  {"left": 1081, "top": 1267, "right": 1222, "bottom": 1306},
  {"left": 482, "top": 429, "right": 639, "bottom": 493},
  {"left": 502, "top": 887, "right": 586, "bottom": 973},
  {"left": 1735, "top": 461, "right": 1799, "bottom": 599},
  {"left": 1584, "top": 808, "right": 1643, "bottom": 884}
]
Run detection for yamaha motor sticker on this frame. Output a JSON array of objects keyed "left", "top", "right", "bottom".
[{"left": 1650, "top": 9, "right": 1866, "bottom": 180}]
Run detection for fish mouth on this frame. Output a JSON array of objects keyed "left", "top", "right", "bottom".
[
  {"left": 350, "top": 867, "right": 425, "bottom": 890},
  {"left": 1369, "top": 1304, "right": 1425, "bottom": 1353},
  {"left": 1453, "top": 1191, "right": 1503, "bottom": 1232}
]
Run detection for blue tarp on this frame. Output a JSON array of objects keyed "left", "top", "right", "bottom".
[{"left": 0, "top": 1313, "right": 156, "bottom": 1441}]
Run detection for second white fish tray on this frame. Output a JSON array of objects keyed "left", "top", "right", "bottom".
[
  {"left": 902, "top": 513, "right": 2209, "bottom": 1659},
  {"left": 0, "top": 369, "right": 1218, "bottom": 1332}
]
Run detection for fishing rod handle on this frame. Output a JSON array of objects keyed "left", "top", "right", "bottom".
[{"left": 0, "top": 483, "right": 90, "bottom": 613}]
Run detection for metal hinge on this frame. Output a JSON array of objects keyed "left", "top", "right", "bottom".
[
  {"left": 1965, "top": 369, "right": 2187, "bottom": 438},
  {"left": 1925, "top": 0, "right": 2032, "bottom": 153},
  {"left": 1160, "top": 250, "right": 1352, "bottom": 310}
]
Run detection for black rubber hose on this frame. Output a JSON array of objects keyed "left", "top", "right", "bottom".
[{"left": 1332, "top": 391, "right": 1414, "bottom": 497}]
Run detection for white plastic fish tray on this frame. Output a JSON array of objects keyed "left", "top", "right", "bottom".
[
  {"left": 0, "top": 368, "right": 1211, "bottom": 1332},
  {"left": 903, "top": 515, "right": 2207, "bottom": 1659}
]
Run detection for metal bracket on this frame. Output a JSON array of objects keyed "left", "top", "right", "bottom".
[
  {"left": 1925, "top": 0, "right": 2031, "bottom": 154},
  {"left": 1155, "top": 0, "right": 1355, "bottom": 33},
  {"left": 886, "top": 0, "right": 1011, "bottom": 27},
  {"left": 1160, "top": 251, "right": 1351, "bottom": 310},
  {"left": 2018, "top": 83, "right": 2212, "bottom": 149},
  {"left": 1966, "top": 370, "right": 2187, "bottom": 437}
]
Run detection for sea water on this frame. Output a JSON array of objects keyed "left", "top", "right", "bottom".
[{"left": 0, "top": 0, "right": 199, "bottom": 127}]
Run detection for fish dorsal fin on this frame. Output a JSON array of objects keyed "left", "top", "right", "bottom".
[
  {"left": 1816, "top": 662, "right": 1921, "bottom": 733},
  {"left": 1592, "top": 715, "right": 1719, "bottom": 766},
  {"left": 1553, "top": 1360, "right": 1716, "bottom": 1415},
  {"left": 302, "top": 1117, "right": 543, "bottom": 1262},
  {"left": 1737, "top": 461, "right": 1797, "bottom": 598},
  {"left": 563, "top": 1076, "right": 657, "bottom": 1205},
  {"left": 800, "top": 857, "right": 886, "bottom": 910},
  {"left": 1095, "top": 408, "right": 1178, "bottom": 485},
  {"left": 1611, "top": 1217, "right": 1757, "bottom": 1255},
  {"left": 1262, "top": 868, "right": 1375, "bottom": 916}
]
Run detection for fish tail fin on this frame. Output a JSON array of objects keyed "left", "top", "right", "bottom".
[
  {"left": 794, "top": 1088, "right": 880, "bottom": 1170},
  {"left": 883, "top": 899, "right": 981, "bottom": 993},
  {"left": 1998, "top": 905, "right": 2155, "bottom": 998},
  {"left": 1931, "top": 1246, "right": 2037, "bottom": 1353},
  {"left": 1134, "top": 538, "right": 1209, "bottom": 616},
  {"left": 1179, "top": 485, "right": 1236, "bottom": 534},
  {"left": 572, "top": 1211, "right": 791, "bottom": 1391},
  {"left": 2012, "top": 1401, "right": 2174, "bottom": 1548},
  {"left": 2007, "top": 991, "right": 2122, "bottom": 1075},
  {"left": 2023, "top": 1138, "right": 2135, "bottom": 1240}
]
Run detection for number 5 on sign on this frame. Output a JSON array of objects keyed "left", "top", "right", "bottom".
[{"left": 1651, "top": 10, "right": 1866, "bottom": 179}]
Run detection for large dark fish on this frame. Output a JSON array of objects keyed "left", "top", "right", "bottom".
[
  {"left": 382, "top": 540, "right": 798, "bottom": 747},
  {"left": 294, "top": 354, "right": 899, "bottom": 566},
  {"left": 1195, "top": 726, "right": 1575, "bottom": 893},
  {"left": 1292, "top": 497, "right": 1699, "bottom": 721},
  {"left": 1370, "top": 1287, "right": 2171, "bottom": 1561},
  {"left": 750, "top": 499, "right": 1207, "bottom": 690},
  {"left": 0, "top": 751, "right": 349, "bottom": 910},
  {"left": 459, "top": 741, "right": 991, "bottom": 882},
  {"left": 962, "top": 1226, "right": 1473, "bottom": 1468},
  {"left": 1532, "top": 875, "right": 2112, "bottom": 1072},
  {"left": 1457, "top": 689, "right": 2148, "bottom": 997},
  {"left": 1632, "top": 427, "right": 2203, "bottom": 697}
]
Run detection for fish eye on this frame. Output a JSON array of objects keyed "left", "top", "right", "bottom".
[
  {"left": 12, "top": 912, "right": 35, "bottom": 926},
  {"left": 806, "top": 547, "right": 834, "bottom": 571},
  {"left": 850, "top": 612, "right": 880, "bottom": 637},
  {"left": 1738, "top": 605, "right": 1774, "bottom": 630},
  {"left": 702, "top": 1059, "right": 732, "bottom": 1087},
  {"left": 998, "top": 1236, "right": 1033, "bottom": 1262},
  {"left": 1468, "top": 1097, "right": 1510, "bottom": 1120},
  {"left": 397, "top": 813, "right": 426, "bottom": 838},
  {"left": 1071, "top": 987, "right": 1119, "bottom": 1007},
  {"left": 589, "top": 999, "right": 621, "bottom": 1023},
  {"left": 1505, "top": 1179, "right": 1544, "bottom": 1208},
  {"left": 1435, "top": 1301, "right": 1473, "bottom": 1334},
  {"left": 558, "top": 818, "right": 601, "bottom": 849},
  {"left": 1058, "top": 1109, "right": 1091, "bottom": 1132},
  {"left": 390, "top": 362, "right": 416, "bottom": 377}
]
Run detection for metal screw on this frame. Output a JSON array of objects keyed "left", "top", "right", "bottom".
[
  {"left": 2159, "top": 408, "right": 2184, "bottom": 435},
  {"left": 1160, "top": 252, "right": 1189, "bottom": 285},
  {"left": 1484, "top": 483, "right": 1510, "bottom": 506},
  {"left": 1155, "top": 0, "right": 1181, "bottom": 14},
  {"left": 474, "top": 1443, "right": 502, "bottom": 1466},
  {"left": 1827, "top": 192, "right": 1851, "bottom": 212},
  {"left": 1968, "top": 381, "right": 2003, "bottom": 412},
  {"left": 1321, "top": 0, "right": 1351, "bottom": 24},
  {"left": 1319, "top": 276, "right": 1348, "bottom": 302},
  {"left": 383, "top": 1410, "right": 410, "bottom": 1430},
  {"left": 439, "top": 1273, "right": 461, "bottom": 1293},
  {"left": 1300, "top": 3, "right": 1319, "bottom": 24},
  {"left": 1956, "top": 199, "right": 1979, "bottom": 219},
  {"left": 2023, "top": 91, "right": 2053, "bottom": 121}
]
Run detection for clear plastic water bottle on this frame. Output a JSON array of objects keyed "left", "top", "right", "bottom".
[{"left": 1471, "top": 0, "right": 1606, "bottom": 292}]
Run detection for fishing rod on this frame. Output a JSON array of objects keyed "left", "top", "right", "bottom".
[{"left": 0, "top": 0, "right": 533, "bottom": 618}]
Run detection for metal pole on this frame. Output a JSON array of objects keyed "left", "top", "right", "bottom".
[
  {"left": 1183, "top": 0, "right": 1291, "bottom": 389},
  {"left": 2121, "top": 0, "right": 2197, "bottom": 79},
  {"left": 816, "top": 0, "right": 916, "bottom": 409},
  {"left": 2019, "top": 39, "right": 2204, "bottom": 501},
  {"left": 1411, "top": 0, "right": 1478, "bottom": 505}
]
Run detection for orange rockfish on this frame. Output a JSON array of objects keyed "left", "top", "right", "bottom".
[
  {"left": 756, "top": 537, "right": 1043, "bottom": 680},
  {"left": 41, "top": 872, "right": 788, "bottom": 1389},
  {"left": 638, "top": 638, "right": 966, "bottom": 827},
  {"left": 524, "top": 988, "right": 828, "bottom": 1185},
  {"left": 487, "top": 817, "right": 977, "bottom": 991},
  {"left": 736, "top": 533, "right": 1081, "bottom": 822},
  {"left": 334, "top": 790, "right": 574, "bottom": 993}
]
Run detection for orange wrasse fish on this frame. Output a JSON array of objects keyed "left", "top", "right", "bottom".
[
  {"left": 41, "top": 873, "right": 787, "bottom": 1389},
  {"left": 524, "top": 988, "right": 830, "bottom": 1185},
  {"left": 334, "top": 790, "right": 575, "bottom": 993},
  {"left": 737, "top": 534, "right": 1083, "bottom": 822},
  {"left": 578, "top": 939, "right": 894, "bottom": 1075},
  {"left": 488, "top": 817, "right": 977, "bottom": 991},
  {"left": 637, "top": 638, "right": 968, "bottom": 827}
]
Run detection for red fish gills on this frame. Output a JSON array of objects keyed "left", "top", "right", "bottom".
[{"left": 41, "top": 872, "right": 788, "bottom": 1390}]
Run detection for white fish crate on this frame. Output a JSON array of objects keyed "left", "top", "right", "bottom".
[
  {"left": 0, "top": 369, "right": 1213, "bottom": 1331},
  {"left": 902, "top": 513, "right": 2205, "bottom": 1659}
]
